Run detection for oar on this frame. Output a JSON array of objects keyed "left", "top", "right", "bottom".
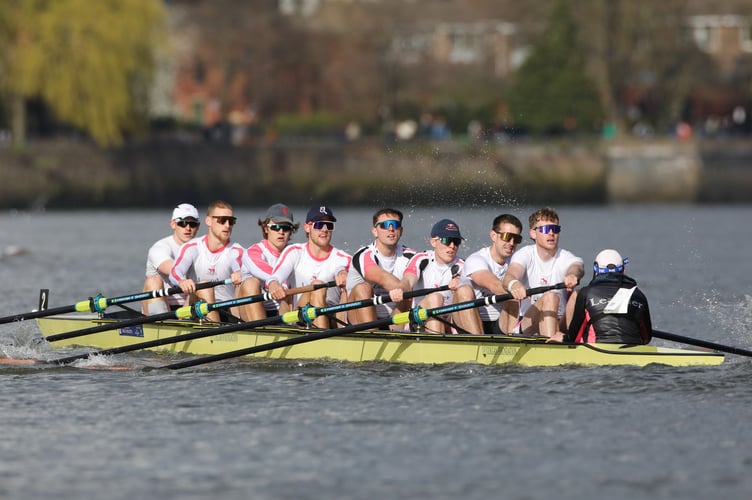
[
  {"left": 0, "top": 279, "right": 231, "bottom": 325},
  {"left": 163, "top": 282, "right": 566, "bottom": 370},
  {"left": 653, "top": 329, "right": 752, "bottom": 358},
  {"left": 45, "top": 281, "right": 337, "bottom": 343},
  {"left": 52, "top": 285, "right": 448, "bottom": 365}
]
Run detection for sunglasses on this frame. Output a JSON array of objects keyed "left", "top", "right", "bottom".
[
  {"left": 211, "top": 215, "right": 237, "bottom": 226},
  {"left": 494, "top": 230, "right": 522, "bottom": 244},
  {"left": 375, "top": 219, "right": 402, "bottom": 230},
  {"left": 311, "top": 220, "right": 335, "bottom": 231},
  {"left": 534, "top": 224, "right": 561, "bottom": 234},
  {"left": 267, "top": 223, "right": 294, "bottom": 233},
  {"left": 435, "top": 236, "right": 462, "bottom": 247},
  {"left": 175, "top": 219, "right": 200, "bottom": 229}
]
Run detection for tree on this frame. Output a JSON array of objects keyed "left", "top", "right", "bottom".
[
  {"left": 506, "top": 0, "right": 603, "bottom": 134},
  {"left": 0, "top": 0, "right": 166, "bottom": 147},
  {"left": 578, "top": 0, "right": 720, "bottom": 135}
]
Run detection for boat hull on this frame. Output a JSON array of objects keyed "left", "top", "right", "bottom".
[{"left": 36, "top": 316, "right": 725, "bottom": 367}]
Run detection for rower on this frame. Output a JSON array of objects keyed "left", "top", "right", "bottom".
[
  {"left": 563, "top": 249, "right": 653, "bottom": 344},
  {"left": 142, "top": 203, "right": 200, "bottom": 315}
]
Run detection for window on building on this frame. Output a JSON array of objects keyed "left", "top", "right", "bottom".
[
  {"left": 693, "top": 25, "right": 714, "bottom": 52},
  {"left": 742, "top": 22, "right": 752, "bottom": 52}
]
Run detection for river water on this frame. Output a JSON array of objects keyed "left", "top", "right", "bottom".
[{"left": 1, "top": 205, "right": 752, "bottom": 500}]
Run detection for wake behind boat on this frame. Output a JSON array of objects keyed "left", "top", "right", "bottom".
[{"left": 36, "top": 312, "right": 724, "bottom": 368}]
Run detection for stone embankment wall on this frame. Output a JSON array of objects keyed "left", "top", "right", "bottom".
[{"left": 0, "top": 139, "right": 748, "bottom": 210}]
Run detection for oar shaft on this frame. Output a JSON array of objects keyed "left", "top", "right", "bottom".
[
  {"left": 418, "top": 283, "right": 565, "bottom": 319},
  {"left": 653, "top": 330, "right": 752, "bottom": 358},
  {"left": 50, "top": 281, "right": 340, "bottom": 362},
  {"left": 164, "top": 283, "right": 564, "bottom": 370},
  {"left": 298, "top": 285, "right": 449, "bottom": 324},
  {"left": 165, "top": 318, "right": 392, "bottom": 369},
  {"left": 56, "top": 285, "right": 440, "bottom": 365},
  {"left": 45, "top": 281, "right": 336, "bottom": 343},
  {"left": 52, "top": 315, "right": 288, "bottom": 365},
  {"left": 106, "top": 279, "right": 230, "bottom": 306},
  {"left": 0, "top": 303, "right": 78, "bottom": 325},
  {"left": 0, "top": 279, "right": 232, "bottom": 325},
  {"left": 45, "top": 311, "right": 176, "bottom": 342}
]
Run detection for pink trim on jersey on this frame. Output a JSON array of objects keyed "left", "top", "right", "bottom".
[
  {"left": 404, "top": 251, "right": 430, "bottom": 276},
  {"left": 305, "top": 242, "right": 333, "bottom": 261},
  {"left": 170, "top": 240, "right": 199, "bottom": 282},
  {"left": 247, "top": 239, "right": 281, "bottom": 276},
  {"left": 229, "top": 245, "right": 244, "bottom": 271},
  {"left": 204, "top": 235, "right": 228, "bottom": 254},
  {"left": 361, "top": 248, "right": 380, "bottom": 276}
]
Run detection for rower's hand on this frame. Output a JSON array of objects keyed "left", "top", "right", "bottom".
[
  {"left": 564, "top": 273, "right": 579, "bottom": 291},
  {"left": 509, "top": 281, "right": 526, "bottom": 300},
  {"left": 448, "top": 275, "right": 461, "bottom": 291},
  {"left": 268, "top": 281, "right": 286, "bottom": 300},
  {"left": 389, "top": 288, "right": 404, "bottom": 302},
  {"left": 179, "top": 279, "right": 196, "bottom": 294},
  {"left": 335, "top": 270, "right": 348, "bottom": 288},
  {"left": 230, "top": 270, "right": 243, "bottom": 286}
]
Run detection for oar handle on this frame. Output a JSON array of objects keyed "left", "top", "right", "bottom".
[
  {"left": 161, "top": 278, "right": 232, "bottom": 298},
  {"left": 653, "top": 329, "right": 752, "bottom": 358}
]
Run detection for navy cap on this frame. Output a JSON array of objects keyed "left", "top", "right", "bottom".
[
  {"left": 306, "top": 205, "right": 337, "bottom": 223},
  {"left": 431, "top": 218, "right": 464, "bottom": 239}
]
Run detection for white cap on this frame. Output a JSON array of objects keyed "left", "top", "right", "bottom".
[
  {"left": 172, "top": 203, "right": 199, "bottom": 221},
  {"left": 594, "top": 249, "right": 626, "bottom": 274}
]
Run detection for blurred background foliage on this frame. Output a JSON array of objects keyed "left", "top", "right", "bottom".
[{"left": 0, "top": 0, "right": 751, "bottom": 147}]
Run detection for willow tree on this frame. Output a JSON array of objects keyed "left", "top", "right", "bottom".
[{"left": 0, "top": 0, "right": 166, "bottom": 147}]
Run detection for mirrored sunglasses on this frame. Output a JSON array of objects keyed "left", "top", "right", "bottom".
[
  {"left": 175, "top": 218, "right": 200, "bottom": 229},
  {"left": 211, "top": 215, "right": 237, "bottom": 226},
  {"left": 534, "top": 224, "right": 561, "bottom": 234},
  {"left": 436, "top": 236, "right": 462, "bottom": 247},
  {"left": 494, "top": 231, "right": 522, "bottom": 244},
  {"left": 267, "top": 223, "right": 294, "bottom": 233},
  {"left": 375, "top": 219, "right": 402, "bottom": 230},
  {"left": 311, "top": 220, "right": 335, "bottom": 231}
]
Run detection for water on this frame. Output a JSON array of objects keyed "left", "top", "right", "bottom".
[{"left": 2, "top": 205, "right": 752, "bottom": 500}]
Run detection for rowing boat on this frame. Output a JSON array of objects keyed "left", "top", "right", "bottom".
[{"left": 36, "top": 314, "right": 724, "bottom": 367}]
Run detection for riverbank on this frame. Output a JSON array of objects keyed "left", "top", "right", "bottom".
[{"left": 0, "top": 137, "right": 749, "bottom": 210}]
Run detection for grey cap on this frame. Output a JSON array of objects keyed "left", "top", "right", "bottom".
[{"left": 265, "top": 203, "right": 294, "bottom": 224}]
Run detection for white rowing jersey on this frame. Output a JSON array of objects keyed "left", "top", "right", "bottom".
[
  {"left": 170, "top": 235, "right": 245, "bottom": 302},
  {"left": 268, "top": 242, "right": 352, "bottom": 307},
  {"left": 346, "top": 242, "right": 416, "bottom": 317},
  {"left": 346, "top": 243, "right": 415, "bottom": 294},
  {"left": 145, "top": 235, "right": 195, "bottom": 307},
  {"left": 510, "top": 245, "right": 583, "bottom": 318},
  {"left": 241, "top": 239, "right": 285, "bottom": 311},
  {"left": 403, "top": 250, "right": 468, "bottom": 307},
  {"left": 464, "top": 246, "right": 509, "bottom": 322}
]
